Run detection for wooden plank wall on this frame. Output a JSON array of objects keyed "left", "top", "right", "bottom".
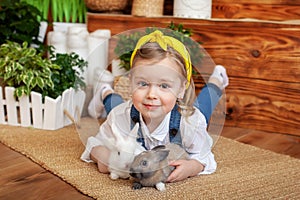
[
  {"left": 86, "top": 0, "right": 300, "bottom": 137},
  {"left": 211, "top": 0, "right": 300, "bottom": 20},
  {"left": 117, "top": 0, "right": 300, "bottom": 21}
]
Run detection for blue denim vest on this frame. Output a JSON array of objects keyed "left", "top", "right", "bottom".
[{"left": 130, "top": 104, "right": 182, "bottom": 150}]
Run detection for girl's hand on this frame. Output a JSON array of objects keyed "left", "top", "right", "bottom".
[{"left": 167, "top": 159, "right": 204, "bottom": 183}]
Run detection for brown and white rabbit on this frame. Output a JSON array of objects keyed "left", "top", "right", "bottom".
[
  {"left": 129, "top": 143, "right": 189, "bottom": 191},
  {"left": 103, "top": 123, "right": 145, "bottom": 180}
]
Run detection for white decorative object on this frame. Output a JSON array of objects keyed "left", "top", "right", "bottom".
[
  {"left": 0, "top": 87, "right": 85, "bottom": 130},
  {"left": 53, "top": 22, "right": 87, "bottom": 33},
  {"left": 174, "top": 0, "right": 212, "bottom": 19},
  {"left": 47, "top": 31, "right": 68, "bottom": 54},
  {"left": 87, "top": 29, "right": 111, "bottom": 85},
  {"left": 67, "top": 26, "right": 90, "bottom": 83},
  {"left": 47, "top": 24, "right": 111, "bottom": 87},
  {"left": 38, "top": 21, "right": 48, "bottom": 43},
  {"left": 67, "top": 26, "right": 89, "bottom": 58},
  {"left": 47, "top": 23, "right": 88, "bottom": 55}
]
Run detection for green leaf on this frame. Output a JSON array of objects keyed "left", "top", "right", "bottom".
[
  {"left": 5, "top": 63, "right": 12, "bottom": 74},
  {"left": 36, "top": 76, "right": 44, "bottom": 89},
  {"left": 24, "top": 47, "right": 36, "bottom": 57},
  {"left": 15, "top": 87, "right": 25, "bottom": 98},
  {"left": 31, "top": 77, "right": 37, "bottom": 87},
  {"left": 24, "top": 71, "right": 34, "bottom": 86},
  {"left": 16, "top": 62, "right": 23, "bottom": 70},
  {"left": 0, "top": 58, "right": 5, "bottom": 68}
]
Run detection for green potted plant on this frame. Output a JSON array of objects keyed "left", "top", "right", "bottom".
[
  {"left": 0, "top": 41, "right": 87, "bottom": 130},
  {"left": 20, "top": 0, "right": 50, "bottom": 43},
  {"left": 50, "top": 0, "right": 86, "bottom": 24},
  {"left": 46, "top": 47, "right": 88, "bottom": 99},
  {"left": 0, "top": 41, "right": 58, "bottom": 98},
  {"left": 50, "top": 0, "right": 87, "bottom": 33},
  {"left": 0, "top": 0, "right": 45, "bottom": 48}
]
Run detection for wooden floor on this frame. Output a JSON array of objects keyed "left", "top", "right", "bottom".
[{"left": 0, "top": 126, "right": 299, "bottom": 200}]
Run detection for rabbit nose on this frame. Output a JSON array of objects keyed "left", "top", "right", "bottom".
[
  {"left": 129, "top": 172, "right": 138, "bottom": 178},
  {"left": 129, "top": 170, "right": 142, "bottom": 179}
]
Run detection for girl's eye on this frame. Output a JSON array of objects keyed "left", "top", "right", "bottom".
[
  {"left": 159, "top": 83, "right": 170, "bottom": 89},
  {"left": 138, "top": 81, "right": 148, "bottom": 87}
]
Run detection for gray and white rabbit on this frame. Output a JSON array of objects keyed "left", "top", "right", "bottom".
[
  {"left": 129, "top": 143, "right": 189, "bottom": 191},
  {"left": 103, "top": 123, "right": 144, "bottom": 180}
]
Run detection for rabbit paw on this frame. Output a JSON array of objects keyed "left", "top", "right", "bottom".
[
  {"left": 132, "top": 182, "right": 143, "bottom": 190},
  {"left": 156, "top": 182, "right": 166, "bottom": 191},
  {"left": 109, "top": 173, "right": 119, "bottom": 180}
]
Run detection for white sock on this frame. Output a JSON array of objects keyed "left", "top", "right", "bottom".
[
  {"left": 88, "top": 88, "right": 103, "bottom": 119},
  {"left": 100, "top": 84, "right": 114, "bottom": 100},
  {"left": 88, "top": 84, "right": 113, "bottom": 119},
  {"left": 210, "top": 65, "right": 229, "bottom": 90}
]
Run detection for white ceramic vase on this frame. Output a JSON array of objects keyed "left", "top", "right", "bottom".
[
  {"left": 174, "top": 0, "right": 212, "bottom": 19},
  {"left": 87, "top": 30, "right": 111, "bottom": 85}
]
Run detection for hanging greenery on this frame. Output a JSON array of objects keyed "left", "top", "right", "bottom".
[
  {"left": 0, "top": 0, "right": 44, "bottom": 47},
  {"left": 21, "top": 0, "right": 50, "bottom": 21}
]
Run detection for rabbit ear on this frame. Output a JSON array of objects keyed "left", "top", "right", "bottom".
[
  {"left": 111, "top": 123, "right": 120, "bottom": 136},
  {"left": 152, "top": 145, "right": 166, "bottom": 151},
  {"left": 111, "top": 123, "right": 125, "bottom": 145},
  {"left": 102, "top": 135, "right": 116, "bottom": 151},
  {"left": 155, "top": 149, "right": 170, "bottom": 162}
]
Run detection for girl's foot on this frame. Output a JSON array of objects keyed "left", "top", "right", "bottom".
[
  {"left": 88, "top": 69, "right": 114, "bottom": 118},
  {"left": 208, "top": 65, "right": 229, "bottom": 90},
  {"left": 88, "top": 83, "right": 114, "bottom": 119}
]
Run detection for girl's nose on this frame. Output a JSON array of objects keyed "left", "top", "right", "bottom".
[{"left": 147, "top": 85, "right": 158, "bottom": 99}]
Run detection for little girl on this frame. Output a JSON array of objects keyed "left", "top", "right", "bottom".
[{"left": 81, "top": 30, "right": 228, "bottom": 182}]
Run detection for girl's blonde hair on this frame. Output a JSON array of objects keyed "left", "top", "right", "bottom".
[{"left": 131, "top": 42, "right": 196, "bottom": 117}]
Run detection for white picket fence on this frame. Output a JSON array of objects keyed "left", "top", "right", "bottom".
[{"left": 0, "top": 86, "right": 86, "bottom": 130}]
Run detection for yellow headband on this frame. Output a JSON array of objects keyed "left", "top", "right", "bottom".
[{"left": 130, "top": 30, "right": 192, "bottom": 88}]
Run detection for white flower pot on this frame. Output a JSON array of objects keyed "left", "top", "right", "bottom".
[
  {"left": 38, "top": 21, "right": 48, "bottom": 43},
  {"left": 53, "top": 22, "right": 87, "bottom": 33}
]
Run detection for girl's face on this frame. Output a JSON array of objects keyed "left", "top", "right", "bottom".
[{"left": 130, "top": 57, "right": 186, "bottom": 126}]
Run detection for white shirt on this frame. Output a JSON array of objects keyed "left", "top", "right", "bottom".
[{"left": 81, "top": 100, "right": 217, "bottom": 174}]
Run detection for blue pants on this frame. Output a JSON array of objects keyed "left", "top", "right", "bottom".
[{"left": 103, "top": 83, "right": 222, "bottom": 124}]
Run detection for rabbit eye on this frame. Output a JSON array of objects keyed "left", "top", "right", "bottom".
[
  {"left": 117, "top": 151, "right": 120, "bottom": 156},
  {"left": 141, "top": 160, "right": 148, "bottom": 167}
]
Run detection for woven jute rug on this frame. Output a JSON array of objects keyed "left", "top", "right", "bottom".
[{"left": 0, "top": 122, "right": 299, "bottom": 199}]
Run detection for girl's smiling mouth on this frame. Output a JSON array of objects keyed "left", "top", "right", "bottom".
[{"left": 143, "top": 104, "right": 160, "bottom": 110}]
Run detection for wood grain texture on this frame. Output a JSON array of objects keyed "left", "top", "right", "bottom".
[
  {"left": 221, "top": 126, "right": 300, "bottom": 158},
  {"left": 87, "top": 14, "right": 300, "bottom": 136},
  {"left": 0, "top": 144, "right": 92, "bottom": 200},
  {"left": 225, "top": 77, "right": 300, "bottom": 135},
  {"left": 162, "top": 0, "right": 300, "bottom": 20},
  {"left": 212, "top": 4, "right": 300, "bottom": 20}
]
